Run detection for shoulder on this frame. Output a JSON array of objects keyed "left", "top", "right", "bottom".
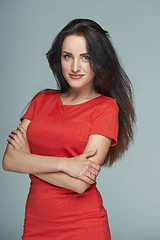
[
  {"left": 31, "top": 89, "right": 60, "bottom": 104},
  {"left": 21, "top": 89, "right": 60, "bottom": 121},
  {"left": 34, "top": 89, "right": 60, "bottom": 99},
  {"left": 90, "top": 95, "right": 119, "bottom": 123},
  {"left": 95, "top": 95, "right": 119, "bottom": 113},
  {"left": 100, "top": 95, "right": 118, "bottom": 106}
]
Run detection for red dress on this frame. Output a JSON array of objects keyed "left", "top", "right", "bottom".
[{"left": 21, "top": 91, "right": 119, "bottom": 240}]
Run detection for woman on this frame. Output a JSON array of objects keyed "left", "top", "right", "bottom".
[{"left": 3, "top": 19, "right": 135, "bottom": 239}]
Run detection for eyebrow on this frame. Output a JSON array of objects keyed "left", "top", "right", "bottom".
[{"left": 62, "top": 51, "right": 89, "bottom": 56}]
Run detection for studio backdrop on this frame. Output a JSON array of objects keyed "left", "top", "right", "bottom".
[{"left": 0, "top": 1, "right": 160, "bottom": 240}]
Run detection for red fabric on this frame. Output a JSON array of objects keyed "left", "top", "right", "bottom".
[{"left": 21, "top": 91, "right": 119, "bottom": 240}]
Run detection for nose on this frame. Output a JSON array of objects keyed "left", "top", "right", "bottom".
[{"left": 71, "top": 58, "right": 80, "bottom": 73}]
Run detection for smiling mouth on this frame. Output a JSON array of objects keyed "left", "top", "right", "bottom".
[{"left": 69, "top": 74, "right": 84, "bottom": 79}]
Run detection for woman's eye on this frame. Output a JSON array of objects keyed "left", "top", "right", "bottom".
[
  {"left": 83, "top": 55, "right": 90, "bottom": 61},
  {"left": 63, "top": 54, "right": 72, "bottom": 60}
]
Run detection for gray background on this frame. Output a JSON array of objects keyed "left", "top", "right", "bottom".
[{"left": 0, "top": 0, "right": 160, "bottom": 239}]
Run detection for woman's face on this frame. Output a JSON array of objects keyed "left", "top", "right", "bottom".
[{"left": 61, "top": 34, "right": 95, "bottom": 91}]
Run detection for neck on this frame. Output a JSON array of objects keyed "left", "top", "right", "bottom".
[{"left": 66, "top": 87, "right": 98, "bottom": 100}]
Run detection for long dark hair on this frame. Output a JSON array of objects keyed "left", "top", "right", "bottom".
[{"left": 39, "top": 19, "right": 136, "bottom": 166}]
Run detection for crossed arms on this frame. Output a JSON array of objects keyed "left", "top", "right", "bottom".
[{"left": 3, "top": 119, "right": 111, "bottom": 193}]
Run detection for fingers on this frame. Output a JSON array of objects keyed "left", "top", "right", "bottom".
[
  {"left": 17, "top": 126, "right": 27, "bottom": 140},
  {"left": 79, "top": 164, "right": 100, "bottom": 184},
  {"left": 87, "top": 172, "right": 96, "bottom": 182},
  {"left": 8, "top": 126, "right": 31, "bottom": 153},
  {"left": 80, "top": 150, "right": 101, "bottom": 183},
  {"left": 7, "top": 138, "right": 21, "bottom": 150},
  {"left": 9, "top": 129, "right": 25, "bottom": 144},
  {"left": 83, "top": 150, "right": 101, "bottom": 170},
  {"left": 82, "top": 171, "right": 99, "bottom": 184},
  {"left": 87, "top": 167, "right": 99, "bottom": 181},
  {"left": 68, "top": 150, "right": 101, "bottom": 184},
  {"left": 89, "top": 166, "right": 100, "bottom": 176},
  {"left": 8, "top": 127, "right": 27, "bottom": 149},
  {"left": 9, "top": 132, "right": 21, "bottom": 145},
  {"left": 83, "top": 175, "right": 95, "bottom": 185},
  {"left": 90, "top": 161, "right": 101, "bottom": 172}
]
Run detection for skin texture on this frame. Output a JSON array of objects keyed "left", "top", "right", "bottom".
[{"left": 3, "top": 34, "right": 112, "bottom": 193}]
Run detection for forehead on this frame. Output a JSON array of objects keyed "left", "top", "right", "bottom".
[{"left": 62, "top": 34, "right": 88, "bottom": 52}]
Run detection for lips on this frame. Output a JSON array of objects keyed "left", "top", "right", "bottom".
[{"left": 69, "top": 74, "right": 84, "bottom": 79}]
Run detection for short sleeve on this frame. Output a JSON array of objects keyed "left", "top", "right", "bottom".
[
  {"left": 20, "top": 96, "right": 39, "bottom": 121},
  {"left": 89, "top": 100, "right": 119, "bottom": 146}
]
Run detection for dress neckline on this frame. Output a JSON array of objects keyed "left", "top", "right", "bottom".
[{"left": 58, "top": 93, "right": 103, "bottom": 107}]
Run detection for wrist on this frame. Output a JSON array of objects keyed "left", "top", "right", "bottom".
[{"left": 57, "top": 157, "right": 68, "bottom": 172}]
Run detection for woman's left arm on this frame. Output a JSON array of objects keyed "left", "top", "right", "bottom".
[
  {"left": 35, "top": 134, "right": 111, "bottom": 193},
  {"left": 8, "top": 126, "right": 111, "bottom": 193}
]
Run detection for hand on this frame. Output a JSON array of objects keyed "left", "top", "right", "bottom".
[
  {"left": 64, "top": 150, "right": 101, "bottom": 184},
  {"left": 8, "top": 126, "right": 31, "bottom": 153}
]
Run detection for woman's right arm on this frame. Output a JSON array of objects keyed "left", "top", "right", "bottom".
[{"left": 3, "top": 143, "right": 66, "bottom": 174}]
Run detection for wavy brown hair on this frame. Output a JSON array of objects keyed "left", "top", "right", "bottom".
[{"left": 39, "top": 19, "right": 136, "bottom": 166}]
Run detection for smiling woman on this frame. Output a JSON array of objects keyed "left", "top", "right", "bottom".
[
  {"left": 3, "top": 18, "right": 136, "bottom": 239},
  {"left": 60, "top": 34, "right": 96, "bottom": 99}
]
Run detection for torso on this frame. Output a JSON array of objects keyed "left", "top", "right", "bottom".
[{"left": 21, "top": 91, "right": 118, "bottom": 239}]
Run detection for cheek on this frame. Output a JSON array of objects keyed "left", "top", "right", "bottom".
[
  {"left": 83, "top": 63, "right": 94, "bottom": 75},
  {"left": 87, "top": 66, "right": 95, "bottom": 78},
  {"left": 61, "top": 60, "right": 68, "bottom": 73}
]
